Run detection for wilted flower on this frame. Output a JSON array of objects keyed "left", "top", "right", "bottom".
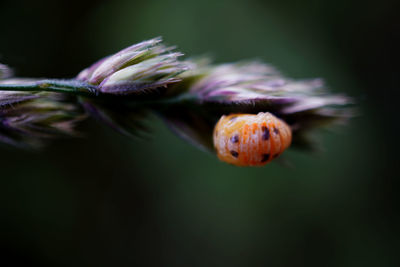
[
  {"left": 77, "top": 37, "right": 190, "bottom": 95},
  {"left": 162, "top": 60, "right": 352, "bottom": 152},
  {"left": 0, "top": 84, "right": 86, "bottom": 148}
]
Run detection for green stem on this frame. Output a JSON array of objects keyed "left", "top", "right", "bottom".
[
  {"left": 0, "top": 78, "right": 198, "bottom": 108},
  {"left": 0, "top": 79, "right": 96, "bottom": 97}
]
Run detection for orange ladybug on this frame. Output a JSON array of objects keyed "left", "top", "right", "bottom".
[{"left": 213, "top": 112, "right": 292, "bottom": 166}]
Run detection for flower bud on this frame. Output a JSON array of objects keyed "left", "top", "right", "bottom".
[
  {"left": 0, "top": 89, "right": 86, "bottom": 148},
  {"left": 77, "top": 37, "right": 189, "bottom": 95},
  {"left": 186, "top": 61, "right": 350, "bottom": 112}
]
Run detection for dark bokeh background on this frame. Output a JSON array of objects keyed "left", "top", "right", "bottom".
[{"left": 0, "top": 0, "right": 399, "bottom": 266}]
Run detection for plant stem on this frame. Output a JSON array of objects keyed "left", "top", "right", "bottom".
[
  {"left": 0, "top": 79, "right": 96, "bottom": 97},
  {"left": 0, "top": 78, "right": 198, "bottom": 108}
]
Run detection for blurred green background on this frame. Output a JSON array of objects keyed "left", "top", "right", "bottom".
[{"left": 0, "top": 0, "right": 398, "bottom": 266}]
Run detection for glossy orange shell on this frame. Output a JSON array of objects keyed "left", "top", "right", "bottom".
[{"left": 213, "top": 112, "right": 292, "bottom": 166}]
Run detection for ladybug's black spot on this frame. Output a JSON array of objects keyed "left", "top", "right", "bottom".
[
  {"left": 230, "top": 150, "right": 239, "bottom": 158},
  {"left": 230, "top": 135, "right": 239, "bottom": 143},
  {"left": 229, "top": 116, "right": 237, "bottom": 121},
  {"left": 262, "top": 126, "right": 270, "bottom": 140},
  {"left": 273, "top": 128, "right": 280, "bottom": 135},
  {"left": 261, "top": 153, "right": 270, "bottom": 162}
]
